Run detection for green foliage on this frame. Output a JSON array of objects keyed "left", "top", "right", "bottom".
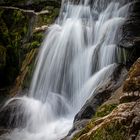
[
  {"left": 0, "top": 8, "right": 30, "bottom": 87},
  {"left": 37, "top": 6, "right": 59, "bottom": 26}
]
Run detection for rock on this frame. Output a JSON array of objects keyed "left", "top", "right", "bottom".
[
  {"left": 66, "top": 65, "right": 127, "bottom": 137},
  {"left": 34, "top": 25, "right": 48, "bottom": 33},
  {"left": 0, "top": 98, "right": 27, "bottom": 129},
  {"left": 0, "top": 4, "right": 60, "bottom": 97},
  {"left": 71, "top": 57, "right": 140, "bottom": 140},
  {"left": 0, "top": 128, "right": 10, "bottom": 136},
  {"left": 72, "top": 100, "right": 140, "bottom": 140},
  {"left": 10, "top": 48, "right": 38, "bottom": 96},
  {"left": 120, "top": 1, "right": 140, "bottom": 49},
  {"left": 120, "top": 93, "right": 140, "bottom": 103},
  {"left": 118, "top": 1, "right": 140, "bottom": 66},
  {"left": 123, "top": 58, "right": 140, "bottom": 92}
]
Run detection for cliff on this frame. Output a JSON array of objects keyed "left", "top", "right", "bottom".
[{"left": 0, "top": 1, "right": 60, "bottom": 101}]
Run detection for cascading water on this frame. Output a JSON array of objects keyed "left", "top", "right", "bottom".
[{"left": 0, "top": 0, "right": 131, "bottom": 140}]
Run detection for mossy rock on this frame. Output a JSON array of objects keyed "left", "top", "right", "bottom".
[
  {"left": 72, "top": 104, "right": 118, "bottom": 140},
  {"left": 88, "top": 121, "right": 128, "bottom": 140},
  {"left": 94, "top": 104, "right": 118, "bottom": 118}
]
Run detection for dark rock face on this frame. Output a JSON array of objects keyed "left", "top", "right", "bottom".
[
  {"left": 0, "top": 5, "right": 60, "bottom": 98},
  {"left": 0, "top": 7, "right": 36, "bottom": 88},
  {"left": 66, "top": 65, "right": 128, "bottom": 137},
  {"left": 0, "top": 98, "right": 27, "bottom": 130},
  {"left": 120, "top": 1, "right": 140, "bottom": 49},
  {"left": 119, "top": 1, "right": 140, "bottom": 65}
]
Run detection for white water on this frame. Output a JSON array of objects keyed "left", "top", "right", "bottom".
[{"left": 0, "top": 0, "right": 131, "bottom": 140}]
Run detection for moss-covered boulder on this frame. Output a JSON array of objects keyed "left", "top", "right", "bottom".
[
  {"left": 71, "top": 58, "right": 140, "bottom": 140},
  {"left": 72, "top": 101, "right": 140, "bottom": 140}
]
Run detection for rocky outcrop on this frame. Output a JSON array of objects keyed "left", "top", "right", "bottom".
[
  {"left": 120, "top": 1, "right": 140, "bottom": 49},
  {"left": 72, "top": 101, "right": 140, "bottom": 140},
  {"left": 0, "top": 4, "right": 60, "bottom": 99},
  {"left": 71, "top": 58, "right": 140, "bottom": 140},
  {"left": 0, "top": 7, "right": 36, "bottom": 89},
  {"left": 119, "top": 1, "right": 140, "bottom": 65},
  {"left": 65, "top": 65, "right": 128, "bottom": 138}
]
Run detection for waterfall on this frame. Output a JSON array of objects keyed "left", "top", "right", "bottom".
[{"left": 0, "top": 0, "right": 131, "bottom": 140}]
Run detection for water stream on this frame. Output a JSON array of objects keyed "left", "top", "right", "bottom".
[{"left": 0, "top": 0, "right": 131, "bottom": 140}]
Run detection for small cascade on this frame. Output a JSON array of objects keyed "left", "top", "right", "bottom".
[{"left": 0, "top": 0, "right": 131, "bottom": 140}]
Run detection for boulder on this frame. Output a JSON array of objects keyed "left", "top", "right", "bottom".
[{"left": 72, "top": 100, "right": 140, "bottom": 140}]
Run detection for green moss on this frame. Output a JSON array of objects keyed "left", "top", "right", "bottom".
[
  {"left": 73, "top": 119, "right": 128, "bottom": 140},
  {"left": 72, "top": 104, "right": 118, "bottom": 140},
  {"left": 94, "top": 104, "right": 118, "bottom": 118},
  {"left": 90, "top": 121, "right": 128, "bottom": 140},
  {"left": 23, "top": 32, "right": 43, "bottom": 53},
  {"left": 30, "top": 41, "right": 40, "bottom": 48},
  {"left": 32, "top": 32, "right": 44, "bottom": 42}
]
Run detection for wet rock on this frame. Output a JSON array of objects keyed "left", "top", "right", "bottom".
[
  {"left": 71, "top": 57, "right": 140, "bottom": 140},
  {"left": 10, "top": 48, "right": 38, "bottom": 96},
  {"left": 67, "top": 65, "right": 127, "bottom": 136},
  {"left": 72, "top": 100, "right": 140, "bottom": 140},
  {"left": 0, "top": 128, "right": 10, "bottom": 136},
  {"left": 119, "top": 1, "right": 140, "bottom": 65},
  {"left": 120, "top": 1, "right": 140, "bottom": 49},
  {"left": 0, "top": 98, "right": 27, "bottom": 129}
]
